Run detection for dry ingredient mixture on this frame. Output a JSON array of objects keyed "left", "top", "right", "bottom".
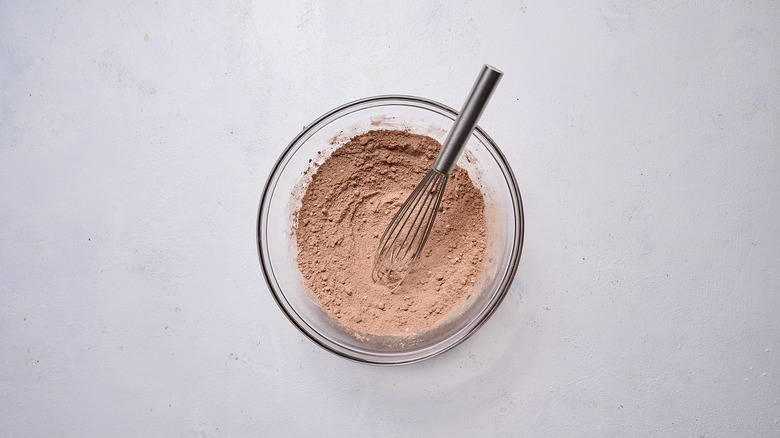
[{"left": 294, "top": 130, "right": 486, "bottom": 336}]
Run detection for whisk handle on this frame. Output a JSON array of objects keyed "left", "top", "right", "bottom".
[{"left": 433, "top": 64, "right": 503, "bottom": 174}]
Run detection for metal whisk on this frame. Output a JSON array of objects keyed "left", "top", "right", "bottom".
[{"left": 372, "top": 64, "right": 503, "bottom": 286}]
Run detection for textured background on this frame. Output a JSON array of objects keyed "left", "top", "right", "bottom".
[{"left": 1, "top": 1, "right": 779, "bottom": 436}]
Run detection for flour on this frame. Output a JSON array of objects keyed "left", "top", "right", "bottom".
[{"left": 294, "top": 130, "right": 487, "bottom": 336}]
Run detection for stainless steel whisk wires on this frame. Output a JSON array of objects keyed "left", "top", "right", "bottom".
[
  {"left": 372, "top": 64, "right": 503, "bottom": 287},
  {"left": 372, "top": 169, "right": 448, "bottom": 285}
]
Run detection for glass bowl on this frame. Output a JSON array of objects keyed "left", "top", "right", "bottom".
[{"left": 256, "top": 95, "right": 523, "bottom": 365}]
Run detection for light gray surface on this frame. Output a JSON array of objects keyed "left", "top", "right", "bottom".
[{"left": 2, "top": 1, "right": 779, "bottom": 436}]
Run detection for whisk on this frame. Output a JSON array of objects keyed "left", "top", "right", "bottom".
[{"left": 372, "top": 64, "right": 503, "bottom": 286}]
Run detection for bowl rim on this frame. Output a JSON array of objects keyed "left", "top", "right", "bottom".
[{"left": 256, "top": 94, "right": 524, "bottom": 365}]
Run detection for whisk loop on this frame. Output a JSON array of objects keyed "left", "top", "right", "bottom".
[{"left": 372, "top": 169, "right": 448, "bottom": 286}]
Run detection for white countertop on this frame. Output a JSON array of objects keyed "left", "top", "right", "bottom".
[{"left": 2, "top": 1, "right": 779, "bottom": 436}]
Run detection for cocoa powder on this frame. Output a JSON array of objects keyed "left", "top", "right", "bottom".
[{"left": 294, "top": 130, "right": 486, "bottom": 336}]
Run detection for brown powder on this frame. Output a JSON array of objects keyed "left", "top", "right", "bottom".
[{"left": 294, "top": 130, "right": 486, "bottom": 336}]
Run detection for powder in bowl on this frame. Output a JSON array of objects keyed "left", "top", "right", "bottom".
[{"left": 294, "top": 129, "right": 486, "bottom": 336}]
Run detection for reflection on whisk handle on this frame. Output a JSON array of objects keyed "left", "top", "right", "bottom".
[{"left": 433, "top": 64, "right": 503, "bottom": 175}]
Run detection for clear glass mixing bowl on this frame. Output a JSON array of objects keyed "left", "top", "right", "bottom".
[{"left": 257, "top": 96, "right": 524, "bottom": 365}]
